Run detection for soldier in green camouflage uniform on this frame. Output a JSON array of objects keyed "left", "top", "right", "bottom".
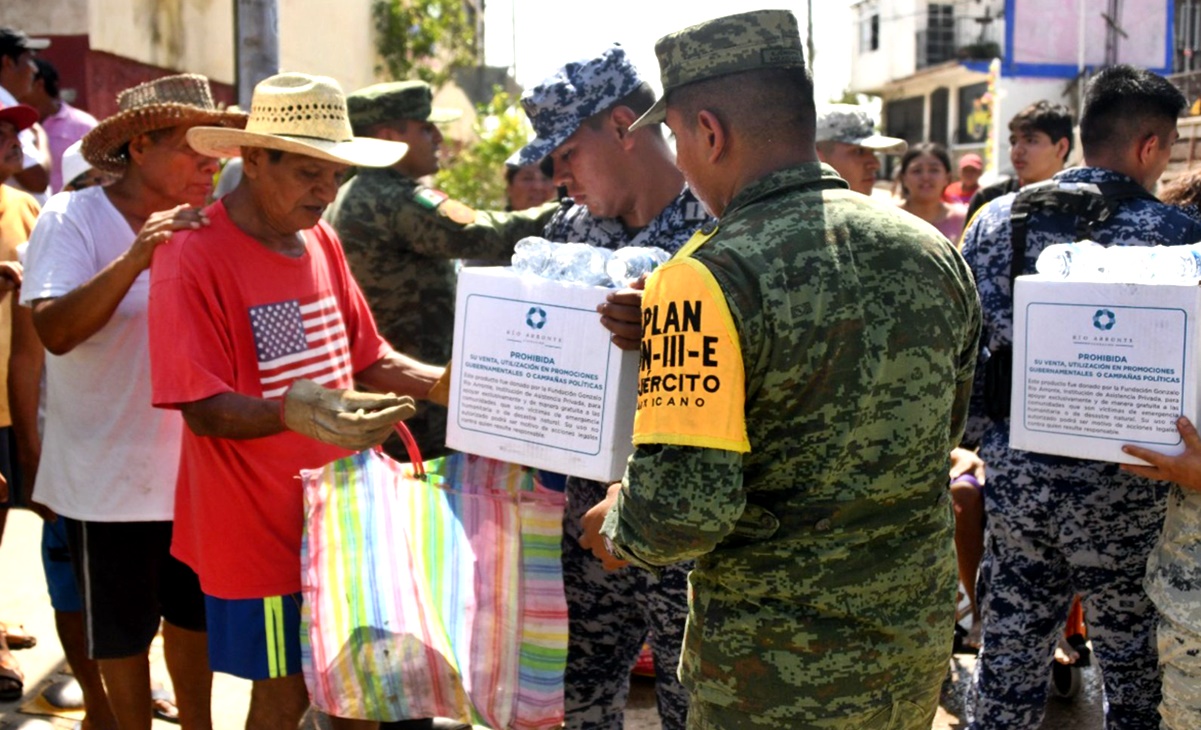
[
  {"left": 580, "top": 10, "right": 982, "bottom": 728},
  {"left": 326, "top": 80, "right": 556, "bottom": 458},
  {"left": 1123, "top": 418, "right": 1201, "bottom": 730}
]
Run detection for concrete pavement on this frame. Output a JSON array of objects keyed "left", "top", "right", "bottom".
[
  {"left": 1, "top": 507, "right": 1105, "bottom": 729},
  {"left": 0, "top": 509, "right": 249, "bottom": 729}
]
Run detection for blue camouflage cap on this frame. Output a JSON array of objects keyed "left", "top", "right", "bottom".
[{"left": 510, "top": 45, "right": 645, "bottom": 166}]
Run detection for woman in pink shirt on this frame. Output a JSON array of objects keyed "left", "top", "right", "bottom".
[{"left": 897, "top": 142, "right": 968, "bottom": 245}]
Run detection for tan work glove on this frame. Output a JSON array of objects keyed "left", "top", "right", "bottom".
[
  {"left": 281, "top": 378, "right": 416, "bottom": 451},
  {"left": 427, "top": 361, "right": 452, "bottom": 407}
]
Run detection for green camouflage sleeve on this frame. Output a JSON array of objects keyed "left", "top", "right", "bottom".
[
  {"left": 602, "top": 444, "right": 746, "bottom": 567},
  {"left": 394, "top": 195, "right": 559, "bottom": 260},
  {"left": 951, "top": 290, "right": 983, "bottom": 448}
]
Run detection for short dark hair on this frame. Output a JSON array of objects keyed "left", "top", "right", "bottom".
[
  {"left": 584, "top": 82, "right": 658, "bottom": 132},
  {"left": 1080, "top": 64, "right": 1185, "bottom": 157},
  {"left": 666, "top": 66, "right": 816, "bottom": 146},
  {"left": 33, "top": 57, "right": 59, "bottom": 98},
  {"left": 1009, "top": 100, "right": 1074, "bottom": 160}
]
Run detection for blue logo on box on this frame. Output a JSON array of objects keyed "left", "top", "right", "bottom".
[
  {"left": 526, "top": 306, "right": 547, "bottom": 330},
  {"left": 1093, "top": 308, "right": 1116, "bottom": 331}
]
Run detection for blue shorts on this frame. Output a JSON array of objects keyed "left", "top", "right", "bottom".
[
  {"left": 205, "top": 593, "right": 302, "bottom": 680},
  {"left": 41, "top": 519, "right": 81, "bottom": 612}
]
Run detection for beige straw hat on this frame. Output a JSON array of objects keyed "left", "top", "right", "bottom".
[
  {"left": 82, "top": 74, "right": 247, "bottom": 173},
  {"left": 186, "top": 73, "right": 407, "bottom": 167}
]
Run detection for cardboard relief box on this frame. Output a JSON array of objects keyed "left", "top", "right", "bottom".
[
  {"left": 1010, "top": 274, "right": 1201, "bottom": 464},
  {"left": 445, "top": 267, "right": 640, "bottom": 482}
]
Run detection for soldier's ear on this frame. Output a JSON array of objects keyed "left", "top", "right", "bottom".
[
  {"left": 696, "top": 109, "right": 727, "bottom": 163},
  {"left": 610, "top": 106, "right": 639, "bottom": 150},
  {"left": 1134, "top": 132, "right": 1162, "bottom": 172}
]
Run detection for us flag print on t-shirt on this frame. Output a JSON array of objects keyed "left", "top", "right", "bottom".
[{"left": 249, "top": 294, "right": 352, "bottom": 398}]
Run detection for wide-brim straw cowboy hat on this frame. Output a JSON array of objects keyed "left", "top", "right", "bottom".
[
  {"left": 82, "top": 74, "right": 247, "bottom": 173},
  {"left": 186, "top": 73, "right": 408, "bottom": 168}
]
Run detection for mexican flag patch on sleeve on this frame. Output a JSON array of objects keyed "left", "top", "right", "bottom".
[{"left": 414, "top": 187, "right": 450, "bottom": 210}]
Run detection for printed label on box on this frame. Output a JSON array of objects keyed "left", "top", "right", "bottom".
[
  {"left": 455, "top": 293, "right": 614, "bottom": 455},
  {"left": 1021, "top": 301, "right": 1186, "bottom": 446}
]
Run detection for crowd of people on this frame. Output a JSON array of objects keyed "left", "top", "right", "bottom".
[{"left": 0, "top": 7, "right": 1199, "bottom": 730}]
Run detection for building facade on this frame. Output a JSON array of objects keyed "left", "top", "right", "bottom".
[
  {"left": 850, "top": 0, "right": 1175, "bottom": 180},
  {"left": 8, "top": 0, "right": 495, "bottom": 131}
]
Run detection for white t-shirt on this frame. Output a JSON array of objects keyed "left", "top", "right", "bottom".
[{"left": 20, "top": 186, "right": 182, "bottom": 521}]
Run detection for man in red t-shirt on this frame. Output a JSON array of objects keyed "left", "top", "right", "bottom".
[
  {"left": 943, "top": 153, "right": 983, "bottom": 204},
  {"left": 148, "top": 73, "right": 444, "bottom": 730}
]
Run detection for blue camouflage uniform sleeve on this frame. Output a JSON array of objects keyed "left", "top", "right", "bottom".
[{"left": 959, "top": 209, "right": 994, "bottom": 447}]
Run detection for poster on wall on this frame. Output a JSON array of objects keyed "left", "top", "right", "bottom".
[
  {"left": 1006, "top": 0, "right": 1170, "bottom": 76},
  {"left": 958, "top": 81, "right": 991, "bottom": 144}
]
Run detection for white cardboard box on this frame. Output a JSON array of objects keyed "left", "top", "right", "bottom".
[
  {"left": 1010, "top": 274, "right": 1201, "bottom": 463},
  {"left": 445, "top": 267, "right": 639, "bottom": 482}
]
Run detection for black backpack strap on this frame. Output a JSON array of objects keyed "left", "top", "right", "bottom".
[
  {"left": 1008, "top": 179, "right": 1156, "bottom": 284},
  {"left": 986, "top": 179, "right": 1156, "bottom": 422}
]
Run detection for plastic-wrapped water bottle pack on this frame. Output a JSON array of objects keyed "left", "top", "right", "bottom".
[
  {"left": 1035, "top": 241, "right": 1201, "bottom": 282},
  {"left": 510, "top": 237, "right": 672, "bottom": 288}
]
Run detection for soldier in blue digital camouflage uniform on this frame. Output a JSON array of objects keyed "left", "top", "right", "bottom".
[
  {"left": 959, "top": 65, "right": 1201, "bottom": 729},
  {"left": 580, "top": 10, "right": 981, "bottom": 729},
  {"left": 326, "top": 80, "right": 557, "bottom": 459},
  {"left": 507, "top": 45, "right": 712, "bottom": 730}
]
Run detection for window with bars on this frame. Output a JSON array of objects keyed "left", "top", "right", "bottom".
[
  {"left": 860, "top": 9, "right": 880, "bottom": 53},
  {"left": 1177, "top": 0, "right": 1201, "bottom": 73},
  {"left": 919, "top": 4, "right": 956, "bottom": 69}
]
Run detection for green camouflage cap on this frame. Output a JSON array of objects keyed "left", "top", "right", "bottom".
[
  {"left": 346, "top": 80, "right": 463, "bottom": 128},
  {"left": 630, "top": 9, "right": 805, "bottom": 131}
]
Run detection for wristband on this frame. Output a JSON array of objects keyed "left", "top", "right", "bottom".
[{"left": 951, "top": 473, "right": 982, "bottom": 490}]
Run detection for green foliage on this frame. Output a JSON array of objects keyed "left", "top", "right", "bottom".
[
  {"left": 831, "top": 88, "right": 860, "bottom": 105},
  {"left": 434, "top": 88, "right": 533, "bottom": 210},
  {"left": 372, "top": 0, "right": 478, "bottom": 86}
]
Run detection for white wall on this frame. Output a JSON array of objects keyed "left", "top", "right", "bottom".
[
  {"left": 279, "top": 0, "right": 377, "bottom": 94},
  {"left": 851, "top": 0, "right": 920, "bottom": 94},
  {"left": 87, "top": 0, "right": 379, "bottom": 91},
  {"left": 6, "top": 0, "right": 89, "bottom": 35},
  {"left": 89, "top": 0, "right": 235, "bottom": 83}
]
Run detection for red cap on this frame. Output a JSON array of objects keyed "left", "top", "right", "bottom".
[
  {"left": 0, "top": 102, "right": 38, "bottom": 132},
  {"left": 959, "top": 153, "right": 984, "bottom": 171}
]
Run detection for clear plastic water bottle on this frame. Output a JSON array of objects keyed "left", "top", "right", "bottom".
[
  {"left": 1148, "top": 243, "right": 1201, "bottom": 280},
  {"left": 606, "top": 246, "right": 671, "bottom": 287},
  {"left": 1034, "top": 241, "right": 1106, "bottom": 279},
  {"left": 1098, "top": 245, "right": 1156, "bottom": 281},
  {"left": 511, "top": 237, "right": 556, "bottom": 277},
  {"left": 548, "top": 243, "right": 614, "bottom": 286}
]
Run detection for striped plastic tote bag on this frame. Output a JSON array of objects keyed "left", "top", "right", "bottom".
[{"left": 300, "top": 424, "right": 567, "bottom": 727}]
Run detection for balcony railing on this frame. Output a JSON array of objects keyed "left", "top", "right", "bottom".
[
  {"left": 1169, "top": 69, "right": 1201, "bottom": 112},
  {"left": 917, "top": 13, "right": 1004, "bottom": 70}
]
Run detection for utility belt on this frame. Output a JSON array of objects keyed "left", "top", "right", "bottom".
[{"left": 983, "top": 346, "right": 1013, "bottom": 419}]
